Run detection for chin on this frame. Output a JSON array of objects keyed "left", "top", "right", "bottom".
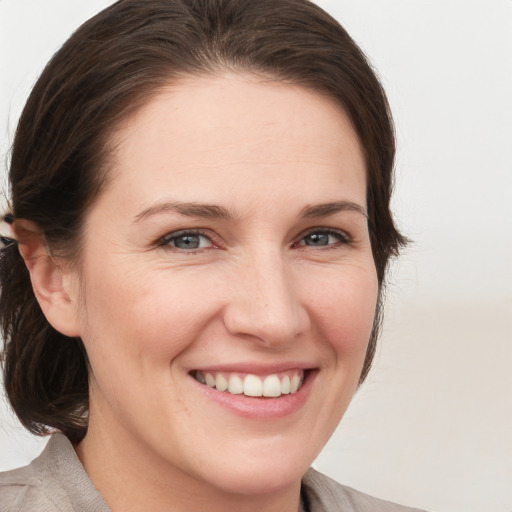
[
  {"left": 188, "top": 436, "right": 317, "bottom": 497},
  {"left": 205, "top": 458, "right": 307, "bottom": 497}
]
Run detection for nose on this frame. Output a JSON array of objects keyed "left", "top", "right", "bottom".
[{"left": 223, "top": 249, "right": 310, "bottom": 347}]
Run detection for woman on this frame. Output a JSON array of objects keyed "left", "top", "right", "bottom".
[{"left": 0, "top": 0, "right": 423, "bottom": 510}]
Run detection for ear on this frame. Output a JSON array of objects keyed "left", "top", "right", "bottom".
[{"left": 15, "top": 221, "right": 81, "bottom": 337}]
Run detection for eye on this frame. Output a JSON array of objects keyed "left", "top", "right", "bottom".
[
  {"left": 160, "top": 230, "right": 213, "bottom": 251},
  {"left": 296, "top": 229, "right": 350, "bottom": 248}
]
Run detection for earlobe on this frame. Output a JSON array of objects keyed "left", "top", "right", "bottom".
[{"left": 15, "top": 221, "right": 81, "bottom": 338}]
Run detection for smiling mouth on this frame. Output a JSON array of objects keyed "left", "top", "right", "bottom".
[{"left": 191, "top": 369, "right": 306, "bottom": 398}]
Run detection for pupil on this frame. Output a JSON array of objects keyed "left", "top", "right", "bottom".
[
  {"left": 175, "top": 235, "right": 200, "bottom": 249},
  {"left": 306, "top": 233, "right": 328, "bottom": 246}
]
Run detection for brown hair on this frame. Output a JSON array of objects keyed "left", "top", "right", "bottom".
[{"left": 1, "top": 0, "right": 406, "bottom": 443}]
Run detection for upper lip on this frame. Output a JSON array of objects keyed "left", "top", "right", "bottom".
[{"left": 188, "top": 361, "right": 316, "bottom": 375}]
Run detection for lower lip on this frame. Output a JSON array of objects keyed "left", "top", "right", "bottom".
[{"left": 193, "top": 371, "right": 316, "bottom": 420}]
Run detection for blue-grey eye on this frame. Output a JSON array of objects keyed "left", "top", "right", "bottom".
[
  {"left": 173, "top": 234, "right": 201, "bottom": 249},
  {"left": 164, "top": 231, "right": 212, "bottom": 250},
  {"left": 304, "top": 232, "right": 329, "bottom": 246},
  {"left": 301, "top": 230, "right": 348, "bottom": 247}
]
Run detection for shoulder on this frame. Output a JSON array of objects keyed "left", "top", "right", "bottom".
[
  {"left": 0, "top": 449, "right": 64, "bottom": 511},
  {"left": 0, "top": 433, "right": 110, "bottom": 512},
  {"left": 302, "top": 468, "right": 428, "bottom": 512}
]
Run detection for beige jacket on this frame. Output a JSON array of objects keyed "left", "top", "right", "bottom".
[{"left": 1, "top": 434, "right": 428, "bottom": 511}]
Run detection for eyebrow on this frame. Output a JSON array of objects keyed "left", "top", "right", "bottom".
[
  {"left": 299, "top": 201, "right": 368, "bottom": 219},
  {"left": 134, "top": 199, "right": 367, "bottom": 224},
  {"left": 134, "top": 201, "right": 236, "bottom": 223}
]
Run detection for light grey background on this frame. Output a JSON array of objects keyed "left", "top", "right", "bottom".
[{"left": 1, "top": 2, "right": 511, "bottom": 511}]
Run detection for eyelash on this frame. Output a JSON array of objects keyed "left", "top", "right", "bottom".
[
  {"left": 157, "top": 227, "right": 351, "bottom": 253},
  {"left": 293, "top": 228, "right": 351, "bottom": 249},
  {"left": 158, "top": 229, "right": 215, "bottom": 252}
]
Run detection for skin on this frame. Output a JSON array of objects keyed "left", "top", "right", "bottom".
[{"left": 33, "top": 74, "right": 378, "bottom": 512}]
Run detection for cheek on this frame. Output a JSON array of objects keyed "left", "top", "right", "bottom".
[
  {"left": 77, "top": 262, "right": 216, "bottom": 367},
  {"left": 306, "top": 264, "right": 378, "bottom": 358}
]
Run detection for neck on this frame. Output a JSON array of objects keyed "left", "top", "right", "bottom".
[{"left": 75, "top": 421, "right": 303, "bottom": 512}]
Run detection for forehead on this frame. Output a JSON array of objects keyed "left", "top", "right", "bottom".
[{"left": 102, "top": 73, "right": 367, "bottom": 213}]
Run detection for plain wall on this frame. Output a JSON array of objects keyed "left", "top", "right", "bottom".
[{"left": 1, "top": 2, "right": 511, "bottom": 511}]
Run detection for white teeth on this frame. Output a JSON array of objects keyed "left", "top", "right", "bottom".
[
  {"left": 196, "top": 370, "right": 305, "bottom": 397},
  {"left": 244, "top": 374, "right": 263, "bottom": 397},
  {"left": 215, "top": 374, "right": 228, "bottom": 391},
  {"left": 281, "top": 375, "right": 291, "bottom": 394},
  {"left": 205, "top": 373, "right": 216, "bottom": 387},
  {"left": 262, "top": 375, "right": 281, "bottom": 397},
  {"left": 290, "top": 375, "right": 301, "bottom": 393},
  {"left": 228, "top": 375, "right": 244, "bottom": 394}
]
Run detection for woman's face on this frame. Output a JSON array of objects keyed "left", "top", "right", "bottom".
[{"left": 69, "top": 74, "right": 378, "bottom": 496}]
